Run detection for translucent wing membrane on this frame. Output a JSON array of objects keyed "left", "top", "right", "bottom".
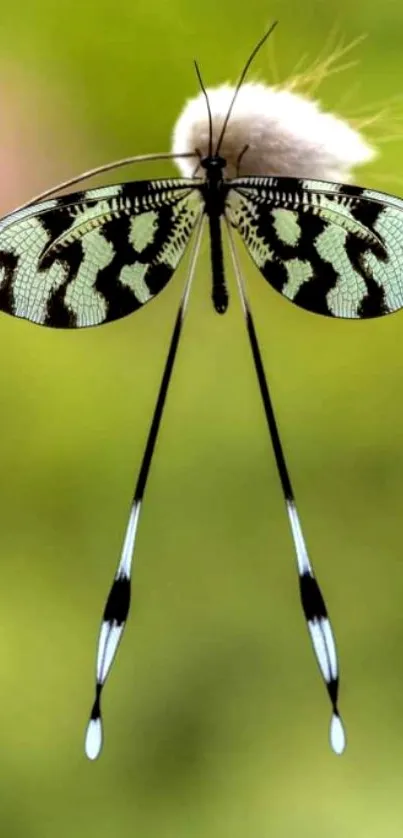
[
  {"left": 0, "top": 178, "right": 202, "bottom": 327},
  {"left": 226, "top": 177, "right": 403, "bottom": 319}
]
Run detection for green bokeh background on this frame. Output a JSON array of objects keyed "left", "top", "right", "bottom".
[{"left": 1, "top": 1, "right": 403, "bottom": 835}]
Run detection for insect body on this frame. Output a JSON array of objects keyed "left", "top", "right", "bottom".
[
  {"left": 0, "top": 27, "right": 399, "bottom": 760},
  {"left": 200, "top": 154, "right": 228, "bottom": 312}
]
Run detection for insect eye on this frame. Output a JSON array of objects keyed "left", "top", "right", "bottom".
[{"left": 200, "top": 155, "right": 226, "bottom": 169}]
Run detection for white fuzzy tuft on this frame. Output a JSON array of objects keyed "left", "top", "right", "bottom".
[{"left": 171, "top": 82, "right": 376, "bottom": 182}]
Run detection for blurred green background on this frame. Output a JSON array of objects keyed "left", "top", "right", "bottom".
[{"left": 0, "top": 0, "right": 403, "bottom": 835}]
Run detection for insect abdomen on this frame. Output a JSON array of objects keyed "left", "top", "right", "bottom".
[{"left": 208, "top": 212, "right": 228, "bottom": 314}]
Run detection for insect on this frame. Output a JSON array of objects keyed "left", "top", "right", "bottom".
[{"left": 0, "top": 24, "right": 400, "bottom": 760}]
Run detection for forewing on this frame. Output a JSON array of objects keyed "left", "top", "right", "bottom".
[
  {"left": 0, "top": 178, "right": 203, "bottom": 327},
  {"left": 226, "top": 176, "right": 403, "bottom": 318}
]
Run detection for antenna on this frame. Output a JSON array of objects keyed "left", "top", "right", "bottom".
[
  {"left": 194, "top": 60, "right": 213, "bottom": 158},
  {"left": 215, "top": 22, "right": 278, "bottom": 155}
]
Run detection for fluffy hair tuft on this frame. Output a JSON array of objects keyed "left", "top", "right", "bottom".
[{"left": 172, "top": 81, "right": 375, "bottom": 181}]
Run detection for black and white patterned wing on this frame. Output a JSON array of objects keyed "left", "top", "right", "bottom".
[
  {"left": 0, "top": 178, "right": 203, "bottom": 327},
  {"left": 226, "top": 177, "right": 403, "bottom": 319}
]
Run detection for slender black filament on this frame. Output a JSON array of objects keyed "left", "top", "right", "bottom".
[{"left": 194, "top": 61, "right": 214, "bottom": 158}]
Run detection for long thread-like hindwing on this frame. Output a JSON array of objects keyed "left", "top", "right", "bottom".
[
  {"left": 226, "top": 177, "right": 403, "bottom": 319},
  {"left": 0, "top": 178, "right": 202, "bottom": 327}
]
